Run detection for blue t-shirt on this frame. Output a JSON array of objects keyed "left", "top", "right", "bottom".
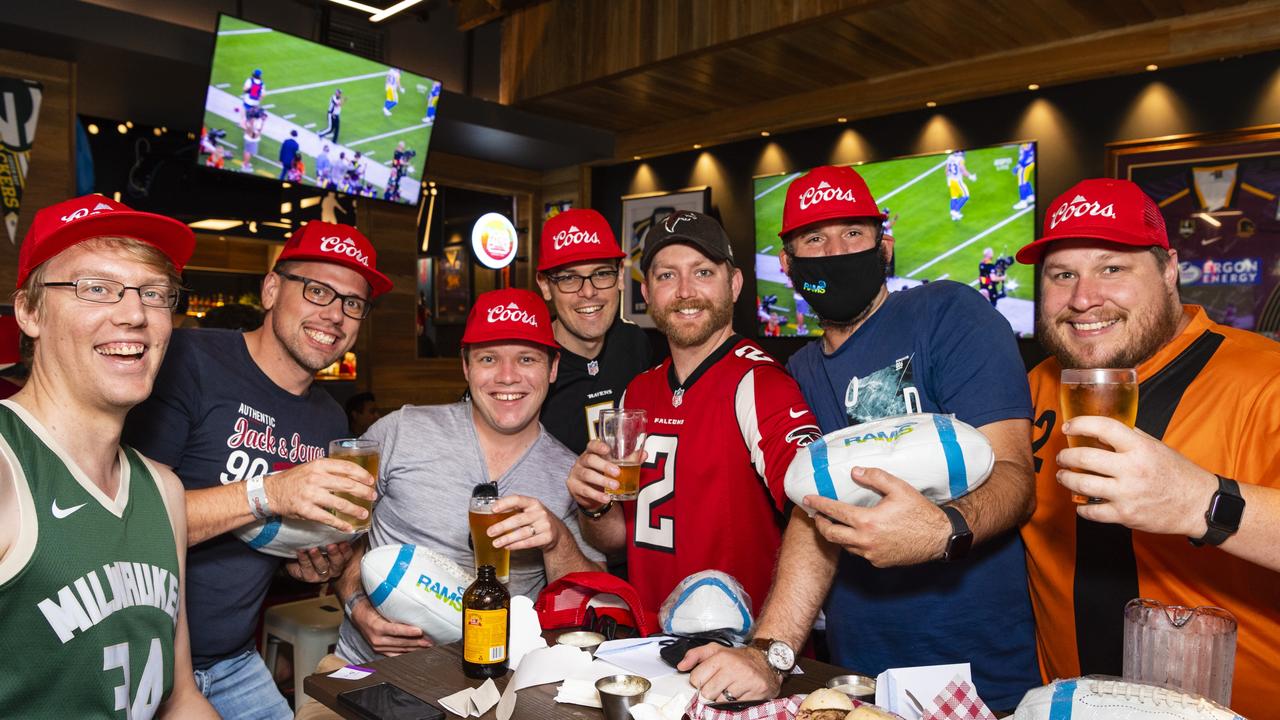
[
  {"left": 124, "top": 329, "right": 347, "bottom": 669},
  {"left": 787, "top": 281, "right": 1039, "bottom": 711}
]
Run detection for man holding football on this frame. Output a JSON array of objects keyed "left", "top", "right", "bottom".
[{"left": 681, "top": 166, "right": 1039, "bottom": 711}]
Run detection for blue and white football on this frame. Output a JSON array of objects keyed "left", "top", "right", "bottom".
[
  {"left": 1014, "top": 677, "right": 1242, "bottom": 719},
  {"left": 362, "top": 544, "right": 475, "bottom": 645},
  {"left": 784, "top": 414, "right": 993, "bottom": 510},
  {"left": 233, "top": 517, "right": 361, "bottom": 558}
]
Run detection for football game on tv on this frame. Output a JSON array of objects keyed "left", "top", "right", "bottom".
[
  {"left": 198, "top": 15, "right": 443, "bottom": 206},
  {"left": 754, "top": 142, "right": 1037, "bottom": 338}
]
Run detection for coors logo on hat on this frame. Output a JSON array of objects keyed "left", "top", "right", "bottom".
[
  {"left": 462, "top": 288, "right": 558, "bottom": 349},
  {"left": 1015, "top": 178, "right": 1168, "bottom": 265},
  {"left": 779, "top": 165, "right": 885, "bottom": 239},
  {"left": 275, "top": 220, "right": 393, "bottom": 297},
  {"left": 537, "top": 208, "right": 624, "bottom": 272}
]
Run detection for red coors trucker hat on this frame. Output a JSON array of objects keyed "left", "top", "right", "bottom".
[
  {"left": 538, "top": 209, "right": 625, "bottom": 272},
  {"left": 779, "top": 165, "right": 886, "bottom": 238},
  {"left": 1016, "top": 178, "right": 1168, "bottom": 265},
  {"left": 461, "top": 288, "right": 559, "bottom": 350},
  {"left": 18, "top": 195, "right": 195, "bottom": 288},
  {"left": 276, "top": 221, "right": 394, "bottom": 298}
]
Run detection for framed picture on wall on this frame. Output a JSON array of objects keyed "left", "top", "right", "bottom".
[
  {"left": 1109, "top": 125, "right": 1280, "bottom": 340},
  {"left": 435, "top": 244, "right": 471, "bottom": 324},
  {"left": 619, "top": 186, "right": 711, "bottom": 327}
]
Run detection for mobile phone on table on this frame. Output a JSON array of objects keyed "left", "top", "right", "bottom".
[{"left": 337, "top": 682, "right": 445, "bottom": 720}]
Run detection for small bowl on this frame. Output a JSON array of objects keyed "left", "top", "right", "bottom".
[
  {"left": 827, "top": 674, "right": 876, "bottom": 701},
  {"left": 556, "top": 630, "right": 606, "bottom": 655}
]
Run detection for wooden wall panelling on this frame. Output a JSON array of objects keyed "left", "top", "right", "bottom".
[
  {"left": 0, "top": 49, "right": 76, "bottom": 291},
  {"left": 612, "top": 2, "right": 1280, "bottom": 159}
]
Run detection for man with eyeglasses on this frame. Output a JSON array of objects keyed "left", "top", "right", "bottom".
[
  {"left": 535, "top": 209, "right": 652, "bottom": 455},
  {"left": 124, "top": 220, "right": 392, "bottom": 718},
  {"left": 0, "top": 196, "right": 216, "bottom": 717}
]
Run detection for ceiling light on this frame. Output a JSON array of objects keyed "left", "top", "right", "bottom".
[
  {"left": 837, "top": 117, "right": 848, "bottom": 123},
  {"left": 188, "top": 219, "right": 243, "bottom": 231},
  {"left": 1028, "top": 83, "right": 1040, "bottom": 91},
  {"left": 327, "top": 0, "right": 382, "bottom": 13},
  {"left": 693, "top": 144, "right": 702, "bottom": 149},
  {"left": 370, "top": 0, "right": 424, "bottom": 22},
  {"left": 1146, "top": 64, "right": 1159, "bottom": 72},
  {"left": 86, "top": 123, "right": 99, "bottom": 135},
  {"left": 152, "top": 127, "right": 163, "bottom": 136},
  {"left": 760, "top": 131, "right": 770, "bottom": 137},
  {"left": 633, "top": 155, "right": 641, "bottom": 161},
  {"left": 926, "top": 101, "right": 937, "bottom": 108},
  {"left": 125, "top": 120, "right": 133, "bottom": 129},
  {"left": 117, "top": 123, "right": 128, "bottom": 134}
]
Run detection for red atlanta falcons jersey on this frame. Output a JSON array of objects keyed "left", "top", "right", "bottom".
[{"left": 621, "top": 335, "right": 820, "bottom": 615}]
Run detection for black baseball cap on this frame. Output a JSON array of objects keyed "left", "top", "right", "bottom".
[{"left": 639, "top": 211, "right": 735, "bottom": 273}]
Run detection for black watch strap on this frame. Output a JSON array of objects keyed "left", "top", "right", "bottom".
[
  {"left": 941, "top": 505, "right": 973, "bottom": 562},
  {"left": 578, "top": 499, "right": 613, "bottom": 520},
  {"left": 1190, "top": 475, "right": 1245, "bottom": 547}
]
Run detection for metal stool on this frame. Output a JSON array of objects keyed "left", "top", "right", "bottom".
[{"left": 262, "top": 595, "right": 343, "bottom": 708}]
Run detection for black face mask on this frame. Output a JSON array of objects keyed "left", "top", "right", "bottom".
[{"left": 787, "top": 245, "right": 885, "bottom": 323}]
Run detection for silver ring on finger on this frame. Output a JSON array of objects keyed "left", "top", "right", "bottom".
[
  {"left": 721, "top": 690, "right": 736, "bottom": 702},
  {"left": 318, "top": 568, "right": 329, "bottom": 576}
]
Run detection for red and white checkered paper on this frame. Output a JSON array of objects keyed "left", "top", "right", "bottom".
[{"left": 921, "top": 678, "right": 997, "bottom": 720}]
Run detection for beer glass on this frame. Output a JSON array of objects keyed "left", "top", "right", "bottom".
[
  {"left": 328, "top": 438, "right": 379, "bottom": 530},
  {"left": 469, "top": 494, "right": 517, "bottom": 583},
  {"left": 1060, "top": 368, "right": 1138, "bottom": 504},
  {"left": 598, "top": 409, "right": 646, "bottom": 501}
]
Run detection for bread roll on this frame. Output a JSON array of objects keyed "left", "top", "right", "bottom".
[
  {"left": 845, "top": 705, "right": 898, "bottom": 720},
  {"left": 796, "top": 688, "right": 854, "bottom": 720}
]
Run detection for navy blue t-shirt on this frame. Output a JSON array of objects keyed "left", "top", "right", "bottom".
[
  {"left": 787, "top": 281, "right": 1039, "bottom": 710},
  {"left": 124, "top": 329, "right": 347, "bottom": 669}
]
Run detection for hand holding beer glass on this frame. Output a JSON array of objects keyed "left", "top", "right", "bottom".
[
  {"left": 1060, "top": 368, "right": 1139, "bottom": 504},
  {"left": 469, "top": 491, "right": 518, "bottom": 583},
  {"left": 598, "top": 409, "right": 646, "bottom": 501},
  {"left": 329, "top": 438, "right": 380, "bottom": 530}
]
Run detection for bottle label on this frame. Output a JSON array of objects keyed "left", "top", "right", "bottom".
[{"left": 463, "top": 608, "right": 508, "bottom": 664}]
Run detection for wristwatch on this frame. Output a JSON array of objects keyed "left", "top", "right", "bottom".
[
  {"left": 749, "top": 638, "right": 796, "bottom": 675},
  {"left": 578, "top": 500, "right": 613, "bottom": 520},
  {"left": 1190, "top": 475, "right": 1246, "bottom": 547},
  {"left": 941, "top": 506, "right": 973, "bottom": 562}
]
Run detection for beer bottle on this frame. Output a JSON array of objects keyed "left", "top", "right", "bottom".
[{"left": 462, "top": 564, "right": 510, "bottom": 678}]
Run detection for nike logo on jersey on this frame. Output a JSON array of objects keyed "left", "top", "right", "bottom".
[
  {"left": 788, "top": 407, "right": 808, "bottom": 419},
  {"left": 51, "top": 500, "right": 87, "bottom": 519}
]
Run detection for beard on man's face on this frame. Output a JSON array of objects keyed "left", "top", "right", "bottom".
[
  {"left": 1036, "top": 291, "right": 1183, "bottom": 370},
  {"left": 651, "top": 297, "right": 734, "bottom": 348}
]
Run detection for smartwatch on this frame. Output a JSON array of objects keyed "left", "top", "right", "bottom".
[
  {"left": 749, "top": 638, "right": 796, "bottom": 675},
  {"left": 1190, "top": 475, "right": 1245, "bottom": 547},
  {"left": 941, "top": 505, "right": 973, "bottom": 562}
]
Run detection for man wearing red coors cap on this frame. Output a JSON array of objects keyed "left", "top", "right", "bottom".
[
  {"left": 1019, "top": 179, "right": 1280, "bottom": 716},
  {"left": 292, "top": 289, "right": 603, "bottom": 718},
  {"left": 124, "top": 219, "right": 390, "bottom": 717},
  {"left": 536, "top": 209, "right": 652, "bottom": 454},
  {"left": 0, "top": 195, "right": 216, "bottom": 717},
  {"left": 684, "top": 166, "right": 1039, "bottom": 710}
]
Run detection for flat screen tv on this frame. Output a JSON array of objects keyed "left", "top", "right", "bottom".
[
  {"left": 198, "top": 14, "right": 443, "bottom": 206},
  {"left": 753, "top": 142, "right": 1037, "bottom": 338}
]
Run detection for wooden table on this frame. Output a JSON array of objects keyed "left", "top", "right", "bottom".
[{"left": 305, "top": 639, "right": 857, "bottom": 719}]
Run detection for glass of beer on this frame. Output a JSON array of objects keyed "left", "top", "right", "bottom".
[
  {"left": 1060, "top": 368, "right": 1139, "bottom": 504},
  {"left": 598, "top": 409, "right": 646, "bottom": 501},
  {"left": 469, "top": 495, "right": 517, "bottom": 583},
  {"left": 328, "top": 438, "right": 379, "bottom": 531}
]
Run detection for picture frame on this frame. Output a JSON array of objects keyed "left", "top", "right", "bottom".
[
  {"left": 619, "top": 186, "right": 711, "bottom": 327},
  {"left": 435, "top": 244, "right": 471, "bottom": 324},
  {"left": 1108, "top": 125, "right": 1280, "bottom": 339}
]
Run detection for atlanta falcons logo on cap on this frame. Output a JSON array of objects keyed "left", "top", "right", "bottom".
[{"left": 664, "top": 212, "right": 698, "bottom": 232}]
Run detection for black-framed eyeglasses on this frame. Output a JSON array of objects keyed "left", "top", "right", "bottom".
[
  {"left": 547, "top": 269, "right": 619, "bottom": 293},
  {"left": 275, "top": 270, "right": 372, "bottom": 320},
  {"left": 41, "top": 278, "right": 180, "bottom": 310}
]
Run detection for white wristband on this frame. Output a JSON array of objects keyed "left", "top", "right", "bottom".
[{"left": 246, "top": 474, "right": 272, "bottom": 519}]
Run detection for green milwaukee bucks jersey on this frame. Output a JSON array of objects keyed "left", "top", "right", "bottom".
[{"left": 0, "top": 401, "right": 180, "bottom": 719}]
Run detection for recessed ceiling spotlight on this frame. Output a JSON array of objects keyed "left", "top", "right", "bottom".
[
  {"left": 760, "top": 131, "right": 770, "bottom": 137},
  {"left": 1028, "top": 83, "right": 1040, "bottom": 91},
  {"left": 1146, "top": 64, "right": 1159, "bottom": 72},
  {"left": 837, "top": 117, "right": 848, "bottom": 123},
  {"left": 693, "top": 144, "right": 702, "bottom": 149},
  {"left": 87, "top": 123, "right": 99, "bottom": 135},
  {"left": 926, "top": 101, "right": 937, "bottom": 108}
]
